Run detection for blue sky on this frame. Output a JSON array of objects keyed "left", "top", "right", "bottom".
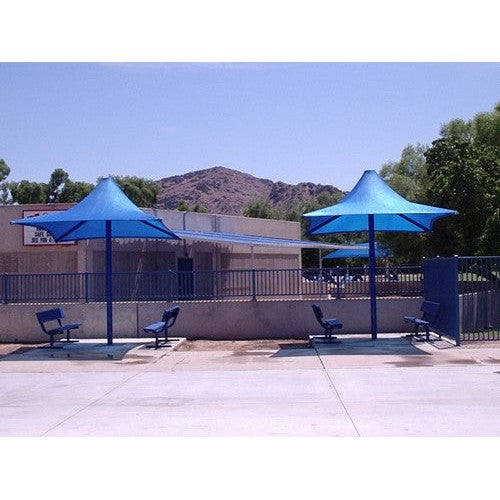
[{"left": 1, "top": 62, "right": 498, "bottom": 191}]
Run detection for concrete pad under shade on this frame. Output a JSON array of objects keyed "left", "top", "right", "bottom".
[
  {"left": 0, "top": 338, "right": 186, "bottom": 361},
  {"left": 310, "top": 334, "right": 428, "bottom": 355}
]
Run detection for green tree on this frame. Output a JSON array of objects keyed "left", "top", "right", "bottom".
[
  {"left": 243, "top": 198, "right": 281, "bottom": 219},
  {"left": 0, "top": 159, "right": 10, "bottom": 183},
  {"left": 377, "top": 103, "right": 500, "bottom": 259},
  {"left": 46, "top": 168, "right": 69, "bottom": 203},
  {"left": 192, "top": 204, "right": 208, "bottom": 213},
  {"left": 9, "top": 180, "right": 47, "bottom": 204},
  {"left": 479, "top": 207, "right": 500, "bottom": 254},
  {"left": 58, "top": 180, "right": 95, "bottom": 202},
  {"left": 177, "top": 200, "right": 189, "bottom": 211},
  {"left": 440, "top": 118, "right": 474, "bottom": 143},
  {"left": 0, "top": 159, "right": 11, "bottom": 203},
  {"left": 9, "top": 168, "right": 94, "bottom": 205},
  {"left": 425, "top": 103, "right": 500, "bottom": 256},
  {"left": 378, "top": 144, "right": 430, "bottom": 263},
  {"left": 425, "top": 137, "right": 499, "bottom": 256},
  {"left": 379, "top": 144, "right": 428, "bottom": 202},
  {"left": 472, "top": 103, "right": 500, "bottom": 147},
  {"left": 110, "top": 176, "right": 161, "bottom": 207}
]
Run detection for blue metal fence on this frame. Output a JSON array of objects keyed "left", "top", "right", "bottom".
[
  {"left": 0, "top": 265, "right": 423, "bottom": 304},
  {"left": 459, "top": 256, "right": 499, "bottom": 341}
]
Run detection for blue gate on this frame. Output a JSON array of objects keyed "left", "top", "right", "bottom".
[
  {"left": 422, "top": 257, "right": 460, "bottom": 344},
  {"left": 423, "top": 256, "right": 500, "bottom": 344}
]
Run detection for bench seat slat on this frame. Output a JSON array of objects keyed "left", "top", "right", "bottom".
[
  {"left": 35, "top": 308, "right": 80, "bottom": 348},
  {"left": 143, "top": 321, "right": 166, "bottom": 333},
  {"left": 142, "top": 306, "right": 180, "bottom": 348},
  {"left": 403, "top": 300, "right": 440, "bottom": 341},
  {"left": 312, "top": 304, "right": 343, "bottom": 342}
]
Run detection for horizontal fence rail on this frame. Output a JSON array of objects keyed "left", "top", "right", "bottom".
[
  {"left": 0, "top": 266, "right": 423, "bottom": 304},
  {"left": 458, "top": 256, "right": 499, "bottom": 341}
]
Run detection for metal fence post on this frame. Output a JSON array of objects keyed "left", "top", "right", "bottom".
[
  {"left": 2, "top": 274, "right": 8, "bottom": 305},
  {"left": 168, "top": 270, "right": 174, "bottom": 302},
  {"left": 251, "top": 269, "right": 257, "bottom": 301},
  {"left": 336, "top": 268, "right": 341, "bottom": 299},
  {"left": 84, "top": 272, "right": 89, "bottom": 303}
]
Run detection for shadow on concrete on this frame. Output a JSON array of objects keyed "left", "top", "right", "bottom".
[
  {"left": 272, "top": 335, "right": 432, "bottom": 357},
  {"left": 0, "top": 338, "right": 185, "bottom": 362}
]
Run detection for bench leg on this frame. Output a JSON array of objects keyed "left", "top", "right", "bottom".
[
  {"left": 323, "top": 327, "right": 340, "bottom": 343},
  {"left": 60, "top": 328, "right": 79, "bottom": 343},
  {"left": 38, "top": 334, "right": 63, "bottom": 349},
  {"left": 145, "top": 332, "right": 163, "bottom": 349}
]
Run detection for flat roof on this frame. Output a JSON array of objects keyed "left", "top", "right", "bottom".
[{"left": 173, "top": 229, "right": 364, "bottom": 250}]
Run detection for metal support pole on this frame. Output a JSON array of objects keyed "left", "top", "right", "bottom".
[
  {"left": 105, "top": 221, "right": 113, "bottom": 345},
  {"left": 250, "top": 244, "right": 257, "bottom": 301},
  {"left": 368, "top": 214, "right": 377, "bottom": 340},
  {"left": 318, "top": 249, "right": 323, "bottom": 297}
]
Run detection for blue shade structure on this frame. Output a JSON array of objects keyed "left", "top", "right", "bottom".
[
  {"left": 11, "top": 178, "right": 180, "bottom": 345},
  {"left": 322, "top": 242, "right": 391, "bottom": 260},
  {"left": 304, "top": 170, "right": 457, "bottom": 339}
]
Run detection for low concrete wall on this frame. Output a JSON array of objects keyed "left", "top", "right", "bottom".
[
  {"left": 0, "top": 297, "right": 422, "bottom": 343},
  {"left": 0, "top": 302, "right": 139, "bottom": 343}
]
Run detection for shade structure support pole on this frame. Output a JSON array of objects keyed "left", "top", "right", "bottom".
[
  {"left": 250, "top": 244, "right": 257, "bottom": 301},
  {"left": 368, "top": 214, "right": 377, "bottom": 340},
  {"left": 105, "top": 220, "right": 113, "bottom": 345}
]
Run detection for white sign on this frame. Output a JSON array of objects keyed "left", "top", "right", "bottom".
[{"left": 22, "top": 210, "right": 76, "bottom": 246}]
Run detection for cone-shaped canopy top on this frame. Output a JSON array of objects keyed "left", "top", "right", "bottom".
[
  {"left": 304, "top": 170, "right": 457, "bottom": 234},
  {"left": 323, "top": 242, "right": 391, "bottom": 259},
  {"left": 11, "top": 177, "right": 180, "bottom": 241}
]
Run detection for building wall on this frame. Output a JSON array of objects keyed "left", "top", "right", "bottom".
[
  {"left": 0, "top": 203, "right": 82, "bottom": 273},
  {"left": 0, "top": 204, "right": 301, "bottom": 274}
]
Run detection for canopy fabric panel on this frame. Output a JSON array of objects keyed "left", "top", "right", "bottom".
[
  {"left": 304, "top": 170, "right": 457, "bottom": 234},
  {"left": 323, "top": 242, "right": 391, "bottom": 259},
  {"left": 11, "top": 178, "right": 180, "bottom": 241}
]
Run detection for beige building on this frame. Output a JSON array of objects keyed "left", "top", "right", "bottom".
[{"left": 0, "top": 203, "right": 346, "bottom": 275}]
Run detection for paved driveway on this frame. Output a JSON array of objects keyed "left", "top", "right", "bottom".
[{"left": 0, "top": 336, "right": 499, "bottom": 436}]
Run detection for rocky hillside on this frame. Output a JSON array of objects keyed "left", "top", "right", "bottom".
[{"left": 156, "top": 166, "right": 344, "bottom": 216}]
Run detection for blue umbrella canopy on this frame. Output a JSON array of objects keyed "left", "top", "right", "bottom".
[
  {"left": 322, "top": 242, "right": 391, "bottom": 260},
  {"left": 11, "top": 178, "right": 180, "bottom": 345},
  {"left": 304, "top": 170, "right": 457, "bottom": 339},
  {"left": 11, "top": 177, "right": 179, "bottom": 241},
  {"left": 305, "top": 170, "right": 457, "bottom": 234}
]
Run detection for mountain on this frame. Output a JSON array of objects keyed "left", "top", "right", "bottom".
[{"left": 155, "top": 166, "right": 344, "bottom": 216}]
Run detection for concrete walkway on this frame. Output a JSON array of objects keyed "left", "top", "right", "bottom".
[{"left": 0, "top": 335, "right": 499, "bottom": 436}]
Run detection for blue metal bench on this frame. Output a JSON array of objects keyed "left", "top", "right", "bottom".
[
  {"left": 35, "top": 308, "right": 81, "bottom": 349},
  {"left": 404, "top": 300, "right": 441, "bottom": 341},
  {"left": 143, "top": 306, "right": 180, "bottom": 349},
  {"left": 312, "top": 304, "right": 343, "bottom": 342}
]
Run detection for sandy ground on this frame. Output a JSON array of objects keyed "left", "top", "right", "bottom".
[{"left": 176, "top": 339, "right": 310, "bottom": 351}]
